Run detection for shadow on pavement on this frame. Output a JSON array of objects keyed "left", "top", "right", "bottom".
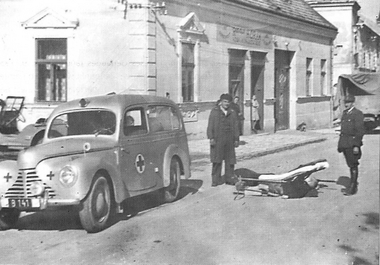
[
  {"left": 337, "top": 175, "right": 350, "bottom": 194},
  {"left": 112, "top": 179, "right": 203, "bottom": 226},
  {"left": 362, "top": 212, "right": 379, "bottom": 230},
  {"left": 15, "top": 179, "right": 204, "bottom": 232},
  {"left": 338, "top": 244, "right": 373, "bottom": 265},
  {"left": 177, "top": 179, "right": 203, "bottom": 199},
  {"left": 338, "top": 211, "right": 379, "bottom": 265},
  {"left": 16, "top": 207, "right": 82, "bottom": 231},
  {"left": 337, "top": 176, "right": 350, "bottom": 187}
]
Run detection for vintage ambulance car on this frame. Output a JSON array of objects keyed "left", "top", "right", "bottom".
[{"left": 0, "top": 94, "right": 191, "bottom": 232}]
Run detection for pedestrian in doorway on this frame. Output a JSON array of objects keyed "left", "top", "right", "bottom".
[
  {"left": 207, "top": 93, "right": 240, "bottom": 187},
  {"left": 251, "top": 95, "right": 260, "bottom": 133},
  {"left": 230, "top": 96, "right": 244, "bottom": 135},
  {"left": 337, "top": 94, "right": 365, "bottom": 196}
]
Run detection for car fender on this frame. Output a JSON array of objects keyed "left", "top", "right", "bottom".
[
  {"left": 36, "top": 150, "right": 128, "bottom": 202},
  {"left": 73, "top": 152, "right": 129, "bottom": 203},
  {"left": 162, "top": 144, "right": 191, "bottom": 187},
  {"left": 16, "top": 123, "right": 46, "bottom": 147}
]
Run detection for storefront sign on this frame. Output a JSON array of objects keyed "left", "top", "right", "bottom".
[
  {"left": 181, "top": 109, "right": 199, "bottom": 123},
  {"left": 217, "top": 25, "right": 273, "bottom": 48}
]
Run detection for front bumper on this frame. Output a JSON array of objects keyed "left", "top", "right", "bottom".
[{"left": 0, "top": 195, "right": 80, "bottom": 211}]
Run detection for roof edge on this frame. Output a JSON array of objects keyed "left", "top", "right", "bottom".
[{"left": 229, "top": 0, "right": 337, "bottom": 31}]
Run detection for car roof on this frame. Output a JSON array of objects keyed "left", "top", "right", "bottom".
[{"left": 50, "top": 94, "right": 176, "bottom": 115}]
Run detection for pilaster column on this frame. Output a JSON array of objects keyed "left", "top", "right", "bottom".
[
  {"left": 127, "top": 0, "right": 156, "bottom": 95},
  {"left": 194, "top": 40, "right": 200, "bottom": 102}
]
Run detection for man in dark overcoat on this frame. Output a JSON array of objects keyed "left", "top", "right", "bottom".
[
  {"left": 337, "top": 94, "right": 365, "bottom": 195},
  {"left": 207, "top": 94, "right": 240, "bottom": 186}
]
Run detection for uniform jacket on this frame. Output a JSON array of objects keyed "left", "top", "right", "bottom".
[
  {"left": 207, "top": 106, "right": 239, "bottom": 163},
  {"left": 338, "top": 107, "right": 365, "bottom": 152}
]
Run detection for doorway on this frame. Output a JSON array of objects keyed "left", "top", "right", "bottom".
[
  {"left": 228, "top": 49, "right": 246, "bottom": 134},
  {"left": 228, "top": 49, "right": 246, "bottom": 103},
  {"left": 274, "top": 50, "right": 293, "bottom": 131},
  {"left": 251, "top": 51, "right": 266, "bottom": 132}
]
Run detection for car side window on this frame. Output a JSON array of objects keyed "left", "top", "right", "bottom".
[
  {"left": 147, "top": 105, "right": 181, "bottom": 132},
  {"left": 123, "top": 108, "right": 147, "bottom": 136}
]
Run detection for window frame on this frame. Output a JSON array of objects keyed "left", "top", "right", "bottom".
[
  {"left": 147, "top": 104, "right": 182, "bottom": 133},
  {"left": 47, "top": 109, "right": 117, "bottom": 138},
  {"left": 123, "top": 107, "right": 148, "bottom": 137},
  {"left": 306, "top": 58, "right": 313, "bottom": 96},
  {"left": 35, "top": 38, "right": 67, "bottom": 103},
  {"left": 181, "top": 42, "right": 195, "bottom": 103},
  {"left": 320, "top": 59, "right": 327, "bottom": 96}
]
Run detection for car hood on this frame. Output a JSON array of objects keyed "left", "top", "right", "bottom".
[{"left": 18, "top": 137, "right": 116, "bottom": 169}]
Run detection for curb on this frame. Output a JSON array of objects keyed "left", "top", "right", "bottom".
[
  {"left": 237, "top": 137, "right": 327, "bottom": 161},
  {"left": 190, "top": 136, "right": 327, "bottom": 167}
]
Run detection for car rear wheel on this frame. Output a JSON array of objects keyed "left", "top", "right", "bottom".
[
  {"left": 79, "top": 175, "right": 112, "bottom": 233},
  {"left": 0, "top": 208, "right": 20, "bottom": 230},
  {"left": 163, "top": 158, "right": 181, "bottom": 203}
]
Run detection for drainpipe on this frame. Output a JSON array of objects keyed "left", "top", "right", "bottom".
[{"left": 329, "top": 38, "right": 334, "bottom": 128}]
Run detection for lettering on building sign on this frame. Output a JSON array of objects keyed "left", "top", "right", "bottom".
[
  {"left": 217, "top": 25, "right": 273, "bottom": 48},
  {"left": 181, "top": 109, "right": 199, "bottom": 123}
]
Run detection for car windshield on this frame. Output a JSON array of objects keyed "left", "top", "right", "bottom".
[{"left": 48, "top": 110, "right": 116, "bottom": 139}]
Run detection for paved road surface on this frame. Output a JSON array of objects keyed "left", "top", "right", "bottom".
[{"left": 0, "top": 132, "right": 378, "bottom": 265}]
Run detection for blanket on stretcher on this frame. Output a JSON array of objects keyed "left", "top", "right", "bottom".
[{"left": 227, "top": 159, "right": 329, "bottom": 199}]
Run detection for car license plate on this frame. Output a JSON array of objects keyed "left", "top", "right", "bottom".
[{"left": 1, "top": 198, "right": 40, "bottom": 209}]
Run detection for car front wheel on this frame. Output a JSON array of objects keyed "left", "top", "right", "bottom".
[
  {"left": 79, "top": 175, "right": 112, "bottom": 233},
  {"left": 0, "top": 208, "right": 20, "bottom": 230}
]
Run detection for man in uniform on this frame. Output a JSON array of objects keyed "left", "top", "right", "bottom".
[
  {"left": 207, "top": 94, "right": 240, "bottom": 187},
  {"left": 337, "top": 94, "right": 365, "bottom": 196}
]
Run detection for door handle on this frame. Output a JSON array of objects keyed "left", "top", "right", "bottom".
[{"left": 120, "top": 148, "right": 130, "bottom": 154}]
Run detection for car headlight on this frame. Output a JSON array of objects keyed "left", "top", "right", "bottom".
[
  {"left": 30, "top": 181, "right": 45, "bottom": 196},
  {"left": 59, "top": 166, "right": 78, "bottom": 187}
]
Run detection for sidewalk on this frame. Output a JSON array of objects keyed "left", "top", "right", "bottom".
[{"left": 188, "top": 128, "right": 339, "bottom": 166}]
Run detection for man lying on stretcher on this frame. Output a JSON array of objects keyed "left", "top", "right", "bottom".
[{"left": 226, "top": 159, "right": 329, "bottom": 199}]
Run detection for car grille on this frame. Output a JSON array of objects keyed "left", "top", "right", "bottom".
[{"left": 4, "top": 169, "right": 56, "bottom": 198}]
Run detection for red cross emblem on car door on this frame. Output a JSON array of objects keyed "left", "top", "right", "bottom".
[{"left": 135, "top": 154, "right": 145, "bottom": 174}]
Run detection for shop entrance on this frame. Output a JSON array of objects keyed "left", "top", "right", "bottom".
[
  {"left": 251, "top": 51, "right": 266, "bottom": 132},
  {"left": 274, "top": 50, "right": 293, "bottom": 131},
  {"left": 228, "top": 49, "right": 246, "bottom": 101},
  {"left": 229, "top": 49, "right": 246, "bottom": 134}
]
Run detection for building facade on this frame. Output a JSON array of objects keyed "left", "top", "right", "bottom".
[
  {"left": 307, "top": 0, "right": 380, "bottom": 83},
  {"left": 0, "top": 0, "right": 337, "bottom": 139}
]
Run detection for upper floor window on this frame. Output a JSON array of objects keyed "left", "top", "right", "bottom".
[
  {"left": 320, "top": 59, "right": 326, "bottom": 95},
  {"left": 306, "top": 58, "right": 313, "bottom": 96},
  {"left": 36, "top": 38, "right": 67, "bottom": 102},
  {"left": 181, "top": 43, "right": 195, "bottom": 102}
]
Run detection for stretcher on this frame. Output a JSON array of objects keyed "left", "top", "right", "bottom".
[{"left": 231, "top": 159, "right": 330, "bottom": 199}]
